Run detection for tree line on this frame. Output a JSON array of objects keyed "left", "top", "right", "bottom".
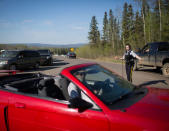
[
  {"left": 0, "top": 44, "right": 70, "bottom": 55},
  {"left": 76, "top": 0, "right": 169, "bottom": 59}
]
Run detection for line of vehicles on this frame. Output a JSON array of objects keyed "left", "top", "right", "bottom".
[
  {"left": 0, "top": 49, "right": 77, "bottom": 70},
  {"left": 0, "top": 49, "right": 53, "bottom": 70}
]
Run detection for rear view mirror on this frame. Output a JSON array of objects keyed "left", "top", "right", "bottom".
[{"left": 68, "top": 97, "right": 93, "bottom": 112}]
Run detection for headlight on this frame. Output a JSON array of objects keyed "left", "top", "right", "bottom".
[
  {"left": 46, "top": 56, "right": 50, "bottom": 59},
  {"left": 0, "top": 61, "right": 8, "bottom": 64}
]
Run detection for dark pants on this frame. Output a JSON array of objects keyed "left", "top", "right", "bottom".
[{"left": 125, "top": 63, "right": 134, "bottom": 82}]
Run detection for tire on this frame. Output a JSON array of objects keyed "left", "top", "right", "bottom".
[
  {"left": 9, "top": 64, "right": 16, "bottom": 70},
  {"left": 156, "top": 67, "right": 161, "bottom": 71},
  {"left": 34, "top": 62, "right": 39, "bottom": 69},
  {"left": 162, "top": 63, "right": 169, "bottom": 77}
]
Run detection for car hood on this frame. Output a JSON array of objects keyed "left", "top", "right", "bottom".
[
  {"left": 108, "top": 87, "right": 169, "bottom": 130},
  {"left": 125, "top": 87, "right": 169, "bottom": 120}
]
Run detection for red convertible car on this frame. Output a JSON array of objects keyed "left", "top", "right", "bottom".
[{"left": 0, "top": 63, "right": 169, "bottom": 131}]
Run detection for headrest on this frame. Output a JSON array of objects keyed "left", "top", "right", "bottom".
[{"left": 39, "top": 78, "right": 55, "bottom": 87}]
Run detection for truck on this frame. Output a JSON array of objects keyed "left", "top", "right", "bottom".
[{"left": 135, "top": 42, "right": 169, "bottom": 77}]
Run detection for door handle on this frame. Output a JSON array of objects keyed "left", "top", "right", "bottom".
[{"left": 15, "top": 103, "right": 25, "bottom": 108}]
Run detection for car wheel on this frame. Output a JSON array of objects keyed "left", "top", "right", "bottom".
[
  {"left": 162, "top": 63, "right": 169, "bottom": 77},
  {"left": 9, "top": 64, "right": 16, "bottom": 70},
  {"left": 34, "top": 62, "right": 39, "bottom": 69},
  {"left": 156, "top": 67, "right": 161, "bottom": 71}
]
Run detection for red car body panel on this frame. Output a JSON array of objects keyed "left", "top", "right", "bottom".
[
  {"left": 7, "top": 92, "right": 109, "bottom": 131},
  {"left": 0, "top": 63, "right": 169, "bottom": 130},
  {"left": 0, "top": 90, "right": 11, "bottom": 131},
  {"left": 107, "top": 87, "right": 169, "bottom": 130}
]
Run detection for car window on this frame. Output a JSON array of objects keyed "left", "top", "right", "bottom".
[
  {"left": 142, "top": 45, "right": 150, "bottom": 53},
  {"left": 0, "top": 51, "right": 18, "bottom": 58},
  {"left": 31, "top": 51, "right": 40, "bottom": 57},
  {"left": 158, "top": 43, "right": 169, "bottom": 52},
  {"left": 71, "top": 65, "right": 135, "bottom": 105},
  {"left": 22, "top": 51, "right": 30, "bottom": 57},
  {"left": 66, "top": 78, "right": 100, "bottom": 110},
  {"left": 38, "top": 50, "right": 50, "bottom": 55}
]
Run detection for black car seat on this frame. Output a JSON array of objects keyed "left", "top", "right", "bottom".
[
  {"left": 59, "top": 77, "right": 70, "bottom": 101},
  {"left": 38, "top": 78, "right": 64, "bottom": 99}
]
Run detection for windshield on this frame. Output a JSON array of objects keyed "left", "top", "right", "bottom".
[
  {"left": 0, "top": 51, "right": 18, "bottom": 58},
  {"left": 71, "top": 64, "right": 135, "bottom": 105},
  {"left": 38, "top": 50, "right": 50, "bottom": 55}
]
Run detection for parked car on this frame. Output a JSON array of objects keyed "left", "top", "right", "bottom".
[
  {"left": 0, "top": 50, "right": 41, "bottom": 70},
  {"left": 0, "top": 63, "right": 169, "bottom": 131},
  {"left": 67, "top": 52, "right": 76, "bottom": 58},
  {"left": 135, "top": 42, "right": 169, "bottom": 77},
  {"left": 37, "top": 49, "right": 53, "bottom": 65}
]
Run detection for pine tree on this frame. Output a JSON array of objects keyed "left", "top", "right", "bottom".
[
  {"left": 88, "top": 16, "right": 100, "bottom": 47},
  {"left": 102, "top": 12, "right": 109, "bottom": 46},
  {"left": 128, "top": 4, "right": 135, "bottom": 47},
  {"left": 134, "top": 11, "right": 144, "bottom": 48},
  {"left": 108, "top": 9, "right": 114, "bottom": 47},
  {"left": 122, "top": 2, "right": 129, "bottom": 47},
  {"left": 162, "top": 0, "right": 169, "bottom": 41}
]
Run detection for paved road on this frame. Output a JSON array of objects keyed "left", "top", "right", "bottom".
[{"left": 26, "top": 56, "right": 169, "bottom": 89}]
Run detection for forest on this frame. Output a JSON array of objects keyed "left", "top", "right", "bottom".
[{"left": 76, "top": 0, "right": 169, "bottom": 59}]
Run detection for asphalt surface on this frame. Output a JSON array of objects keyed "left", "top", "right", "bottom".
[{"left": 25, "top": 56, "right": 169, "bottom": 89}]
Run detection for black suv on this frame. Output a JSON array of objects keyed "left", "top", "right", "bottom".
[
  {"left": 0, "top": 50, "right": 41, "bottom": 70},
  {"left": 67, "top": 52, "right": 76, "bottom": 59},
  {"left": 37, "top": 49, "right": 53, "bottom": 65}
]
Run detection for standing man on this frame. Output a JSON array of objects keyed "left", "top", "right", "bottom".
[{"left": 121, "top": 44, "right": 141, "bottom": 82}]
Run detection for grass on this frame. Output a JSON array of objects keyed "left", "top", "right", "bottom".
[
  {"left": 95, "top": 56, "right": 122, "bottom": 63},
  {"left": 79, "top": 56, "right": 122, "bottom": 64}
]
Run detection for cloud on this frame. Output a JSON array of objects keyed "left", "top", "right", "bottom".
[
  {"left": 23, "top": 19, "right": 33, "bottom": 23},
  {"left": 71, "top": 25, "right": 86, "bottom": 30},
  {"left": 43, "top": 20, "right": 54, "bottom": 26},
  {"left": 0, "top": 20, "right": 10, "bottom": 27}
]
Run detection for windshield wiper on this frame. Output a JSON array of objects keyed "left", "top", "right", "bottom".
[
  {"left": 107, "top": 92, "right": 132, "bottom": 105},
  {"left": 107, "top": 88, "right": 146, "bottom": 105}
]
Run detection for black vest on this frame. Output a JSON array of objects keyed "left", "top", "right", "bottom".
[{"left": 125, "top": 50, "right": 134, "bottom": 65}]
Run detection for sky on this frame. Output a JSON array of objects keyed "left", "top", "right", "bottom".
[{"left": 0, "top": 0, "right": 134, "bottom": 45}]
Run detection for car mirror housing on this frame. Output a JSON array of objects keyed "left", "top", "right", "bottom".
[{"left": 68, "top": 97, "right": 93, "bottom": 112}]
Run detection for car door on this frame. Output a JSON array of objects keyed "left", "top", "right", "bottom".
[
  {"left": 0, "top": 90, "right": 11, "bottom": 131},
  {"left": 141, "top": 44, "right": 150, "bottom": 65},
  {"left": 149, "top": 44, "right": 157, "bottom": 66},
  {"left": 24, "top": 51, "right": 33, "bottom": 67},
  {"left": 8, "top": 93, "right": 109, "bottom": 131},
  {"left": 16, "top": 51, "right": 26, "bottom": 68}
]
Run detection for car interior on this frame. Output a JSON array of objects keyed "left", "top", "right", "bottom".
[{"left": 0, "top": 73, "right": 70, "bottom": 101}]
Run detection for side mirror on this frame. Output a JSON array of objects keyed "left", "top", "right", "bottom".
[{"left": 68, "top": 97, "right": 93, "bottom": 112}]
